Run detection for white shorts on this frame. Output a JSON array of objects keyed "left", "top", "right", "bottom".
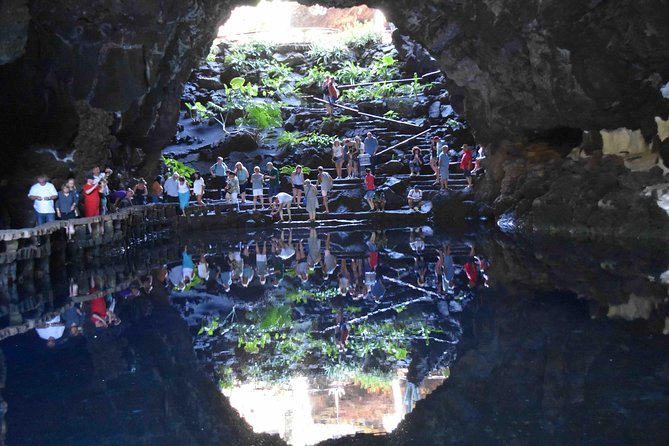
[
  {"left": 321, "top": 189, "right": 329, "bottom": 197},
  {"left": 226, "top": 192, "right": 238, "bottom": 203},
  {"left": 253, "top": 188, "right": 263, "bottom": 197}
]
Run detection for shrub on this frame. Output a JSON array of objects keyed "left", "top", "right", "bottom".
[
  {"left": 277, "top": 131, "right": 303, "bottom": 148},
  {"left": 162, "top": 156, "right": 195, "bottom": 185}
]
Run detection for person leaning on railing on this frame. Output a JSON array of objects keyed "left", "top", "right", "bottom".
[{"left": 28, "top": 174, "right": 58, "bottom": 226}]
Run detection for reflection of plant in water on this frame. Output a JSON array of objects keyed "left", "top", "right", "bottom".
[
  {"left": 218, "top": 366, "right": 234, "bottom": 389},
  {"left": 324, "top": 363, "right": 394, "bottom": 393}
]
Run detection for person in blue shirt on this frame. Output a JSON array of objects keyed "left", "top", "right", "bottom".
[
  {"left": 363, "top": 132, "right": 379, "bottom": 173},
  {"left": 437, "top": 144, "right": 450, "bottom": 190},
  {"left": 209, "top": 157, "right": 229, "bottom": 200}
]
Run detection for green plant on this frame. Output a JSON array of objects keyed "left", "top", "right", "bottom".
[
  {"left": 303, "top": 133, "right": 335, "bottom": 148},
  {"left": 278, "top": 131, "right": 304, "bottom": 148},
  {"left": 446, "top": 118, "right": 466, "bottom": 131},
  {"left": 280, "top": 165, "right": 312, "bottom": 176},
  {"left": 340, "top": 22, "right": 383, "bottom": 49},
  {"left": 384, "top": 110, "right": 400, "bottom": 120},
  {"left": 334, "top": 115, "right": 353, "bottom": 123},
  {"left": 336, "top": 61, "right": 369, "bottom": 85},
  {"left": 238, "top": 102, "right": 283, "bottom": 129},
  {"left": 370, "top": 55, "right": 399, "bottom": 81},
  {"left": 295, "top": 64, "right": 331, "bottom": 94},
  {"left": 307, "top": 42, "right": 350, "bottom": 66},
  {"left": 206, "top": 44, "right": 217, "bottom": 63},
  {"left": 162, "top": 156, "right": 195, "bottom": 185},
  {"left": 184, "top": 101, "right": 213, "bottom": 124}
]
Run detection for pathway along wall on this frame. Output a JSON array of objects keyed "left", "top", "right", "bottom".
[{"left": 1, "top": 0, "right": 668, "bottom": 228}]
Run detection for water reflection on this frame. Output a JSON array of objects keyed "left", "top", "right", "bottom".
[
  {"left": 224, "top": 372, "right": 446, "bottom": 446},
  {"left": 170, "top": 226, "right": 484, "bottom": 444}
]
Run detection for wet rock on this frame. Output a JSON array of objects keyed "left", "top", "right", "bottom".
[
  {"left": 385, "top": 97, "right": 416, "bottom": 118},
  {"left": 272, "top": 52, "right": 306, "bottom": 67},
  {"left": 376, "top": 160, "right": 406, "bottom": 176},
  {"left": 212, "top": 130, "right": 259, "bottom": 158},
  {"left": 382, "top": 176, "right": 411, "bottom": 195},
  {"left": 194, "top": 75, "right": 224, "bottom": 92},
  {"left": 432, "top": 190, "right": 480, "bottom": 227},
  {"left": 329, "top": 188, "right": 364, "bottom": 213},
  {"left": 357, "top": 100, "right": 386, "bottom": 116},
  {"left": 392, "top": 31, "right": 440, "bottom": 76},
  {"left": 429, "top": 101, "right": 441, "bottom": 119},
  {"left": 284, "top": 114, "right": 297, "bottom": 132}
]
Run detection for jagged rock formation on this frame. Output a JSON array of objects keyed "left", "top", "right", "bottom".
[{"left": 1, "top": 0, "right": 668, "bottom": 228}]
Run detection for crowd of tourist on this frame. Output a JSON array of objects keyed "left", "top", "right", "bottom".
[{"left": 26, "top": 131, "right": 485, "bottom": 226}]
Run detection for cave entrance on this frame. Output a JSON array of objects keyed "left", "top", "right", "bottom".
[{"left": 216, "top": 1, "right": 391, "bottom": 46}]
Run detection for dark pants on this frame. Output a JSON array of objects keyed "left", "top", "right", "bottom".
[
  {"left": 269, "top": 183, "right": 280, "bottom": 197},
  {"left": 59, "top": 211, "right": 76, "bottom": 220},
  {"left": 211, "top": 175, "right": 227, "bottom": 199},
  {"left": 166, "top": 195, "right": 179, "bottom": 204}
]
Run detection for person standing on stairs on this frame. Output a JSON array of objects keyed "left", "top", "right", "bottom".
[
  {"left": 291, "top": 165, "right": 304, "bottom": 208},
  {"left": 317, "top": 166, "right": 332, "bottom": 214},
  {"left": 460, "top": 144, "right": 474, "bottom": 188},
  {"left": 438, "top": 143, "right": 450, "bottom": 190},
  {"left": 409, "top": 146, "right": 423, "bottom": 176},
  {"left": 346, "top": 138, "right": 358, "bottom": 179},
  {"left": 364, "top": 168, "right": 376, "bottom": 211},
  {"left": 235, "top": 162, "right": 249, "bottom": 203},
  {"left": 332, "top": 139, "right": 345, "bottom": 179},
  {"left": 304, "top": 179, "right": 319, "bottom": 223},
  {"left": 430, "top": 136, "right": 443, "bottom": 184},
  {"left": 225, "top": 170, "right": 240, "bottom": 206},
  {"left": 323, "top": 75, "right": 338, "bottom": 117},
  {"left": 364, "top": 132, "right": 379, "bottom": 174},
  {"left": 209, "top": 157, "right": 228, "bottom": 201},
  {"left": 251, "top": 166, "right": 265, "bottom": 211}
]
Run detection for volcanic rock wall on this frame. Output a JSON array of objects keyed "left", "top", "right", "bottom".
[{"left": 1, "top": 0, "right": 668, "bottom": 227}]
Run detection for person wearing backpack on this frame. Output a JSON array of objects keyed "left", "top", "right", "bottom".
[{"left": 322, "top": 75, "right": 338, "bottom": 116}]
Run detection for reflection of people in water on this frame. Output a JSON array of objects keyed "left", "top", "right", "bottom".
[
  {"left": 307, "top": 228, "right": 321, "bottom": 268},
  {"left": 409, "top": 227, "right": 425, "bottom": 254},
  {"left": 464, "top": 245, "right": 479, "bottom": 288},
  {"left": 35, "top": 315, "right": 65, "bottom": 348},
  {"left": 335, "top": 310, "right": 350, "bottom": 352},
  {"left": 350, "top": 259, "right": 366, "bottom": 299},
  {"left": 276, "top": 229, "right": 296, "bottom": 260},
  {"left": 197, "top": 254, "right": 209, "bottom": 281},
  {"left": 255, "top": 241, "right": 268, "bottom": 285},
  {"left": 322, "top": 233, "right": 337, "bottom": 280},
  {"left": 436, "top": 244, "right": 455, "bottom": 295},
  {"left": 295, "top": 239, "right": 309, "bottom": 283},
  {"left": 179, "top": 245, "right": 194, "bottom": 290},
  {"left": 415, "top": 255, "right": 427, "bottom": 287},
  {"left": 241, "top": 243, "right": 255, "bottom": 287},
  {"left": 365, "top": 236, "right": 385, "bottom": 300},
  {"left": 228, "top": 242, "right": 243, "bottom": 284},
  {"left": 475, "top": 251, "right": 490, "bottom": 288},
  {"left": 338, "top": 259, "right": 351, "bottom": 295}
]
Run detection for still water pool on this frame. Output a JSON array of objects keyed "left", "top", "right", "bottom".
[{"left": 1, "top": 225, "right": 668, "bottom": 445}]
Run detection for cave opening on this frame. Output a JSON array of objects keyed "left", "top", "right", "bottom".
[{"left": 168, "top": 3, "right": 468, "bottom": 444}]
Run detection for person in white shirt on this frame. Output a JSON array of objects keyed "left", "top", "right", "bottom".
[
  {"left": 271, "top": 192, "right": 294, "bottom": 222},
  {"left": 407, "top": 185, "right": 423, "bottom": 211},
  {"left": 164, "top": 173, "right": 180, "bottom": 203},
  {"left": 192, "top": 171, "right": 205, "bottom": 205},
  {"left": 28, "top": 174, "right": 58, "bottom": 226}
]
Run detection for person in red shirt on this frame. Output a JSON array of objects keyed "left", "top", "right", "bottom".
[
  {"left": 364, "top": 168, "right": 376, "bottom": 211},
  {"left": 82, "top": 175, "right": 102, "bottom": 217},
  {"left": 464, "top": 245, "right": 479, "bottom": 288},
  {"left": 460, "top": 144, "right": 474, "bottom": 188}
]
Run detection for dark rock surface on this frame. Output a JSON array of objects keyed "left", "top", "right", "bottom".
[
  {"left": 474, "top": 144, "right": 669, "bottom": 238},
  {"left": 3, "top": 299, "right": 285, "bottom": 446}
]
